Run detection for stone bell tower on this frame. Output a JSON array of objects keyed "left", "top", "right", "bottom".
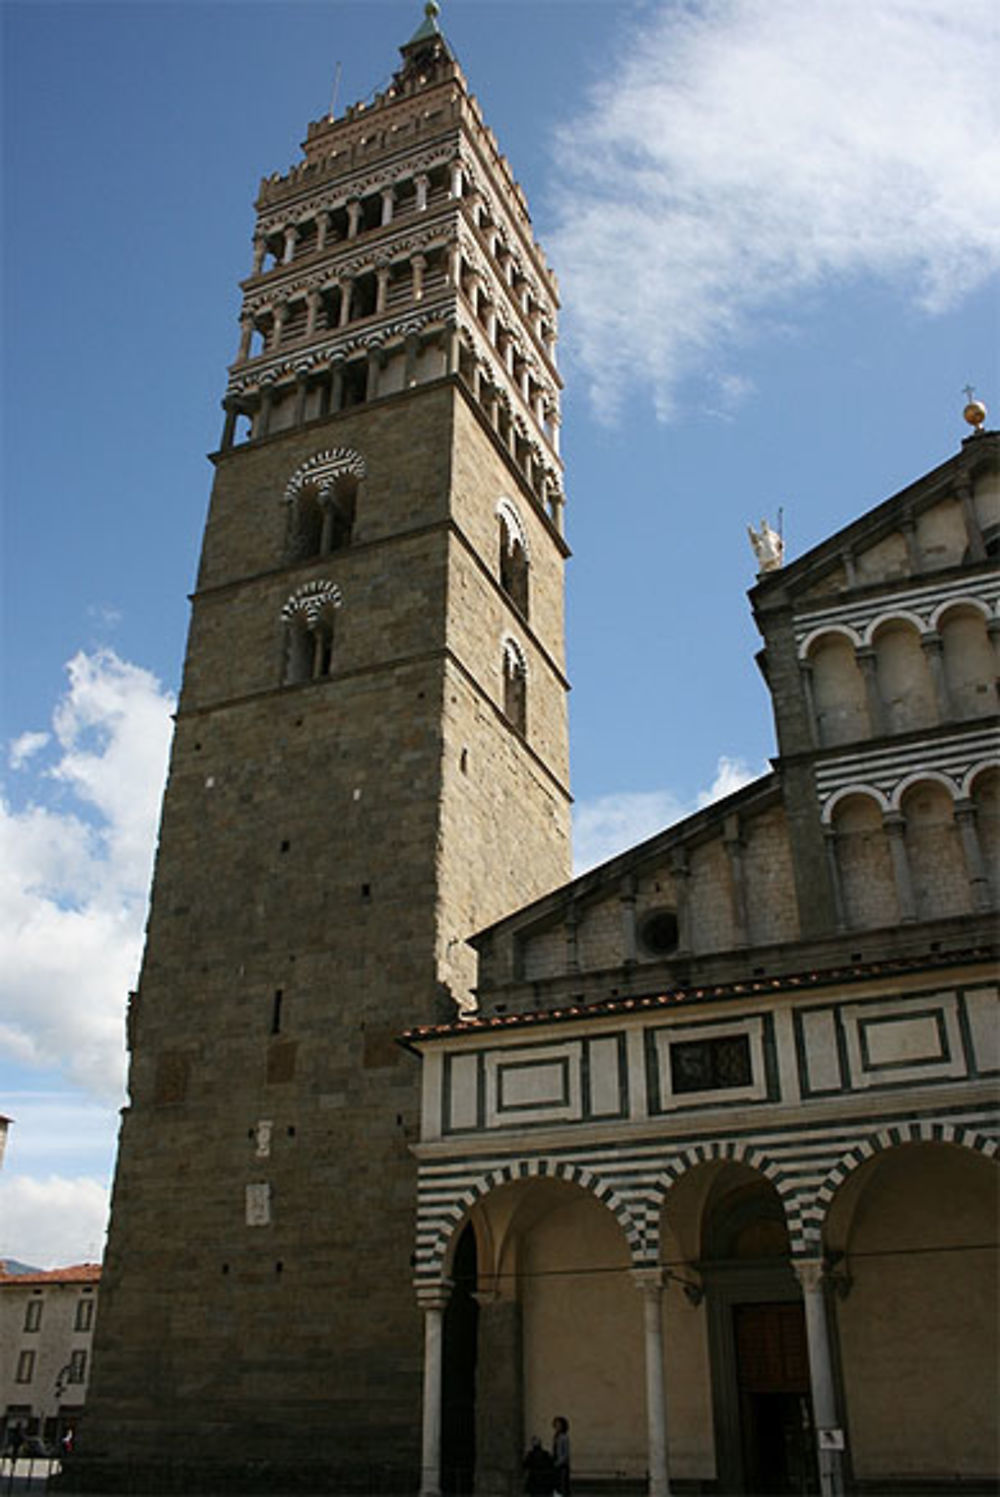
[{"left": 80, "top": 7, "right": 570, "bottom": 1488}]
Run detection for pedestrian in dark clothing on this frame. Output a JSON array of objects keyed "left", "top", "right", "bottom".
[
  {"left": 524, "top": 1435, "right": 555, "bottom": 1495},
  {"left": 552, "top": 1416, "right": 571, "bottom": 1497}
]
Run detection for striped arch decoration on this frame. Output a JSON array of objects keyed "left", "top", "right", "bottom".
[
  {"left": 641, "top": 1139, "right": 793, "bottom": 1263},
  {"left": 415, "top": 1157, "right": 644, "bottom": 1282},
  {"left": 799, "top": 1120, "right": 1000, "bottom": 1254},
  {"left": 496, "top": 496, "right": 531, "bottom": 559},
  {"left": 281, "top": 579, "right": 342, "bottom": 627},
  {"left": 284, "top": 447, "right": 366, "bottom": 503}
]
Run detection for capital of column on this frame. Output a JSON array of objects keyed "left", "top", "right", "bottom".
[
  {"left": 793, "top": 1257, "right": 826, "bottom": 1294},
  {"left": 631, "top": 1266, "right": 666, "bottom": 1296}
]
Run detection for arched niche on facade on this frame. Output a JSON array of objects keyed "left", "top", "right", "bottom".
[
  {"left": 870, "top": 617, "right": 937, "bottom": 734},
  {"left": 807, "top": 630, "right": 869, "bottom": 746},
  {"left": 821, "top": 1142, "right": 999, "bottom": 1486},
  {"left": 458, "top": 1177, "right": 644, "bottom": 1487},
  {"left": 899, "top": 777, "right": 970, "bottom": 920},
  {"left": 968, "top": 765, "right": 1000, "bottom": 902},
  {"left": 936, "top": 602, "right": 997, "bottom": 720},
  {"left": 830, "top": 791, "right": 898, "bottom": 930}
]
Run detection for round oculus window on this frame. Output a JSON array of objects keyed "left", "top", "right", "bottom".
[{"left": 639, "top": 908, "right": 679, "bottom": 956}]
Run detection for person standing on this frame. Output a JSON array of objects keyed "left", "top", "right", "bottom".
[{"left": 552, "top": 1416, "right": 571, "bottom": 1497}]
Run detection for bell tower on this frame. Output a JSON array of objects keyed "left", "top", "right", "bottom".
[{"left": 80, "top": 7, "right": 571, "bottom": 1487}]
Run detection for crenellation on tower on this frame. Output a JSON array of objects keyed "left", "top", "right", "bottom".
[{"left": 222, "top": 11, "right": 563, "bottom": 544}]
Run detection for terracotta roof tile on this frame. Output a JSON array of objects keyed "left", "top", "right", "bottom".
[
  {"left": 0, "top": 1262, "right": 101, "bottom": 1285},
  {"left": 401, "top": 945, "right": 995, "bottom": 1045}
]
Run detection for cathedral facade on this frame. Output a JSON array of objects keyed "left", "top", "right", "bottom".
[
  {"left": 406, "top": 426, "right": 999, "bottom": 1497},
  {"left": 77, "top": 8, "right": 998, "bottom": 1497}
]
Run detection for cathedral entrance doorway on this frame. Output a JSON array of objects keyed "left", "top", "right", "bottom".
[
  {"left": 732, "top": 1301, "right": 814, "bottom": 1494},
  {"left": 696, "top": 1166, "right": 819, "bottom": 1495}
]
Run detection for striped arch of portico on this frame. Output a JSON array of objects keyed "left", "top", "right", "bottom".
[
  {"left": 415, "top": 1157, "right": 644, "bottom": 1283},
  {"left": 642, "top": 1139, "right": 801, "bottom": 1263},
  {"left": 798, "top": 1118, "right": 1000, "bottom": 1255}
]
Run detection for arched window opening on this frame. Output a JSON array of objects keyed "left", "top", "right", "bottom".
[
  {"left": 281, "top": 581, "right": 342, "bottom": 686},
  {"left": 286, "top": 452, "right": 365, "bottom": 562},
  {"left": 295, "top": 220, "right": 318, "bottom": 259},
  {"left": 502, "top": 639, "right": 527, "bottom": 735},
  {"left": 282, "top": 298, "right": 308, "bottom": 343},
  {"left": 341, "top": 359, "right": 368, "bottom": 408},
  {"left": 498, "top": 502, "right": 530, "bottom": 619}
]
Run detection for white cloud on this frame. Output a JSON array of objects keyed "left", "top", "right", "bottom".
[
  {"left": 573, "top": 754, "right": 761, "bottom": 872},
  {"left": 1, "top": 649, "right": 174, "bottom": 1101},
  {"left": 8, "top": 732, "right": 50, "bottom": 771},
  {"left": 548, "top": 0, "right": 1000, "bottom": 419},
  {"left": 0, "top": 1174, "right": 109, "bottom": 1270}
]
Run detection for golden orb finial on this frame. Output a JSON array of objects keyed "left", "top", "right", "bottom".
[{"left": 963, "top": 385, "right": 987, "bottom": 433}]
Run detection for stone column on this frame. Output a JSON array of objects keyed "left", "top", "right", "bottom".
[
  {"left": 376, "top": 265, "right": 391, "bottom": 315},
  {"left": 900, "top": 515, "right": 923, "bottom": 572},
  {"left": 220, "top": 398, "right": 239, "bottom": 451},
  {"left": 271, "top": 302, "right": 287, "bottom": 351},
  {"left": 418, "top": 1284, "right": 452, "bottom": 1497},
  {"left": 404, "top": 331, "right": 421, "bottom": 388},
  {"left": 883, "top": 811, "right": 916, "bottom": 922},
  {"left": 339, "top": 279, "right": 353, "bottom": 328},
  {"left": 237, "top": 315, "right": 254, "bottom": 362},
  {"left": 415, "top": 173, "right": 430, "bottom": 212},
  {"left": 823, "top": 827, "right": 847, "bottom": 930},
  {"left": 548, "top": 485, "right": 565, "bottom": 537},
  {"left": 366, "top": 345, "right": 384, "bottom": 402},
  {"left": 799, "top": 660, "right": 820, "bottom": 747},
  {"left": 723, "top": 817, "right": 748, "bottom": 946},
  {"left": 444, "top": 321, "right": 460, "bottom": 377},
  {"left": 450, "top": 160, "right": 464, "bottom": 198},
  {"left": 855, "top": 647, "right": 884, "bottom": 736},
  {"left": 920, "top": 631, "right": 951, "bottom": 721},
  {"left": 329, "top": 358, "right": 345, "bottom": 415},
  {"left": 620, "top": 876, "right": 638, "bottom": 964},
  {"left": 256, "top": 380, "right": 274, "bottom": 440},
  {"left": 251, "top": 235, "right": 266, "bottom": 275},
  {"left": 954, "top": 798, "right": 992, "bottom": 910},
  {"left": 305, "top": 289, "right": 322, "bottom": 339},
  {"left": 411, "top": 253, "right": 427, "bottom": 303},
  {"left": 794, "top": 1260, "right": 845, "bottom": 1497},
  {"left": 956, "top": 476, "right": 987, "bottom": 561},
  {"left": 448, "top": 242, "right": 463, "bottom": 290},
  {"left": 282, "top": 224, "right": 297, "bottom": 264},
  {"left": 380, "top": 185, "right": 395, "bottom": 226},
  {"left": 670, "top": 849, "right": 692, "bottom": 955},
  {"left": 346, "top": 197, "right": 362, "bottom": 238},
  {"left": 294, "top": 369, "right": 309, "bottom": 426},
  {"left": 632, "top": 1269, "right": 671, "bottom": 1497},
  {"left": 316, "top": 211, "right": 330, "bottom": 252},
  {"left": 319, "top": 487, "right": 335, "bottom": 556}
]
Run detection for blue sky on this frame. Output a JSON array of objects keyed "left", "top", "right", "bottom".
[{"left": 2, "top": 0, "right": 998, "bottom": 1264}]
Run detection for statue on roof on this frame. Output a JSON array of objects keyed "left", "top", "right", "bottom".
[{"left": 748, "top": 517, "right": 784, "bottom": 573}]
